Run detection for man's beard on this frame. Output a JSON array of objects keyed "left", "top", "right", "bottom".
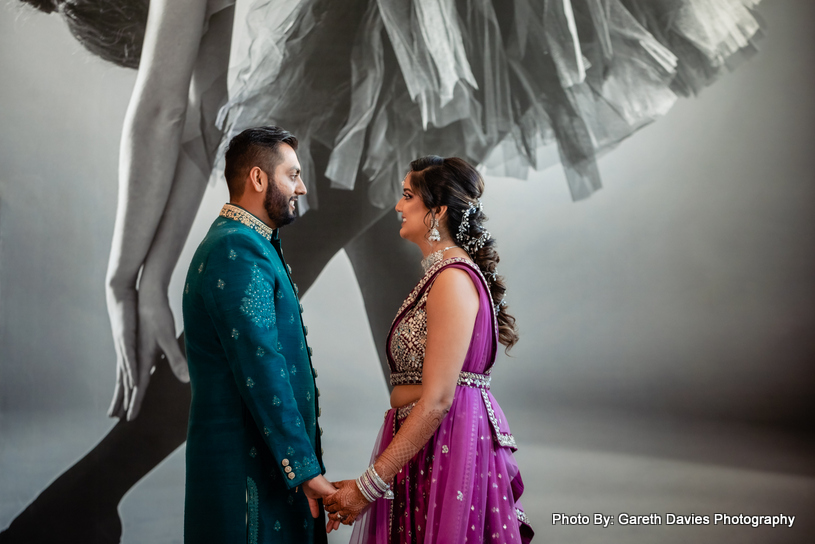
[{"left": 264, "top": 180, "right": 297, "bottom": 227}]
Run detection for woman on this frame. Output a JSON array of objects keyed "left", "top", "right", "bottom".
[{"left": 325, "top": 156, "right": 533, "bottom": 543}]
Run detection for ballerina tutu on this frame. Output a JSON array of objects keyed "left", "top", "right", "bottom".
[{"left": 217, "top": 0, "right": 763, "bottom": 209}]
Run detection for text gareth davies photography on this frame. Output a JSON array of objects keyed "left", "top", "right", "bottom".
[{"left": 551, "top": 513, "right": 796, "bottom": 528}]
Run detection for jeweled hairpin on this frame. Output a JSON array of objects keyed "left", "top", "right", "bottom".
[{"left": 456, "top": 199, "right": 490, "bottom": 254}]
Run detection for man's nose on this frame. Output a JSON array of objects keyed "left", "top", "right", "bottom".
[{"left": 296, "top": 177, "right": 307, "bottom": 195}]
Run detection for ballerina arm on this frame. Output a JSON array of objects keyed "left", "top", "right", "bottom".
[
  {"left": 120, "top": 5, "right": 236, "bottom": 422},
  {"left": 325, "top": 266, "right": 479, "bottom": 523},
  {"left": 105, "top": 0, "right": 210, "bottom": 420}
]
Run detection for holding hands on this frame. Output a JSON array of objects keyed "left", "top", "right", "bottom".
[
  {"left": 323, "top": 463, "right": 394, "bottom": 530},
  {"left": 301, "top": 475, "right": 369, "bottom": 533},
  {"left": 324, "top": 479, "right": 371, "bottom": 527}
]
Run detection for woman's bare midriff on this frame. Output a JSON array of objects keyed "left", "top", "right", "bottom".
[{"left": 390, "top": 384, "right": 423, "bottom": 409}]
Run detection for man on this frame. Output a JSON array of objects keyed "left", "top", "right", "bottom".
[{"left": 182, "top": 126, "right": 335, "bottom": 543}]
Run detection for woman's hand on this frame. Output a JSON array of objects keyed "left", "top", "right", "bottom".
[
  {"left": 134, "top": 281, "right": 189, "bottom": 411},
  {"left": 106, "top": 282, "right": 139, "bottom": 420},
  {"left": 324, "top": 480, "right": 370, "bottom": 526},
  {"left": 106, "top": 279, "right": 189, "bottom": 421}
]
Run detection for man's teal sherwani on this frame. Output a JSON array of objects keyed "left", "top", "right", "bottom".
[{"left": 182, "top": 203, "right": 325, "bottom": 543}]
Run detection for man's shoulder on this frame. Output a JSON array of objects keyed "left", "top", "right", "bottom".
[
  {"left": 196, "top": 219, "right": 285, "bottom": 279},
  {"left": 203, "top": 219, "right": 270, "bottom": 253}
]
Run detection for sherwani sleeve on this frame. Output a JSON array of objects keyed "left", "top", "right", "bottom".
[{"left": 200, "top": 233, "right": 320, "bottom": 488}]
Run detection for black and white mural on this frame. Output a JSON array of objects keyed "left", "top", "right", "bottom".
[{"left": 1, "top": 0, "right": 813, "bottom": 542}]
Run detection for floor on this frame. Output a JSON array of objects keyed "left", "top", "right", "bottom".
[{"left": 2, "top": 404, "right": 813, "bottom": 544}]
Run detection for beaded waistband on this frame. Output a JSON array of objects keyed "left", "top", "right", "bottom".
[
  {"left": 457, "top": 371, "right": 491, "bottom": 388},
  {"left": 392, "top": 371, "right": 515, "bottom": 450},
  {"left": 391, "top": 371, "right": 491, "bottom": 421},
  {"left": 390, "top": 370, "right": 491, "bottom": 389}
]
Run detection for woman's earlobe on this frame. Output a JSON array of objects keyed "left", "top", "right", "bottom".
[{"left": 436, "top": 205, "right": 448, "bottom": 221}]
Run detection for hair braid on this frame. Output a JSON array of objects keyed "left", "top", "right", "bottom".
[{"left": 409, "top": 156, "right": 519, "bottom": 352}]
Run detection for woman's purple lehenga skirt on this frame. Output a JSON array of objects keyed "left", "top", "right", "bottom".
[{"left": 350, "top": 387, "right": 533, "bottom": 544}]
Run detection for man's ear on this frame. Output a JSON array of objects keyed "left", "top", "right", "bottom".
[{"left": 248, "top": 166, "right": 265, "bottom": 194}]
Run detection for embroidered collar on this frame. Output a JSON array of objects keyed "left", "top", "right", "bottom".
[{"left": 219, "top": 203, "right": 276, "bottom": 241}]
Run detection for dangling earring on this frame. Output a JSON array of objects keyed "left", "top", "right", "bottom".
[{"left": 428, "top": 217, "right": 441, "bottom": 242}]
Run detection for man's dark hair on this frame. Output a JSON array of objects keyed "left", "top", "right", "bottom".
[{"left": 224, "top": 126, "right": 298, "bottom": 198}]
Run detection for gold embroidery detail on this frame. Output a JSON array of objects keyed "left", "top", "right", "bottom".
[
  {"left": 388, "top": 258, "right": 497, "bottom": 387},
  {"left": 219, "top": 203, "right": 273, "bottom": 240}
]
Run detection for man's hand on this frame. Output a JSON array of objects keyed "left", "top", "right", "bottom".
[
  {"left": 323, "top": 479, "right": 370, "bottom": 526},
  {"left": 301, "top": 474, "right": 339, "bottom": 529}
]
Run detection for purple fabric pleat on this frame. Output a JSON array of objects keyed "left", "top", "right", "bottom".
[{"left": 350, "top": 262, "right": 533, "bottom": 543}]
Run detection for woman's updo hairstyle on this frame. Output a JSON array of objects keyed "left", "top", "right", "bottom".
[
  {"left": 409, "top": 155, "right": 519, "bottom": 352},
  {"left": 21, "top": 0, "right": 148, "bottom": 69}
]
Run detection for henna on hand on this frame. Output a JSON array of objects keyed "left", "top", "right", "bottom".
[
  {"left": 324, "top": 479, "right": 369, "bottom": 523},
  {"left": 374, "top": 399, "right": 448, "bottom": 483}
]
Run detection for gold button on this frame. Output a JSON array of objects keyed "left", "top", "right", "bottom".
[
  {"left": 316, "top": 388, "right": 320, "bottom": 397},
  {"left": 285, "top": 466, "right": 292, "bottom": 473},
  {"left": 318, "top": 408, "right": 321, "bottom": 417},
  {"left": 288, "top": 473, "right": 296, "bottom": 480},
  {"left": 320, "top": 428, "right": 323, "bottom": 436},
  {"left": 282, "top": 459, "right": 289, "bottom": 467}
]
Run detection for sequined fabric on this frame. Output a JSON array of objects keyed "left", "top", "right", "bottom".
[
  {"left": 388, "top": 257, "right": 486, "bottom": 386},
  {"left": 388, "top": 291, "right": 428, "bottom": 385},
  {"left": 240, "top": 264, "right": 276, "bottom": 329}
]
